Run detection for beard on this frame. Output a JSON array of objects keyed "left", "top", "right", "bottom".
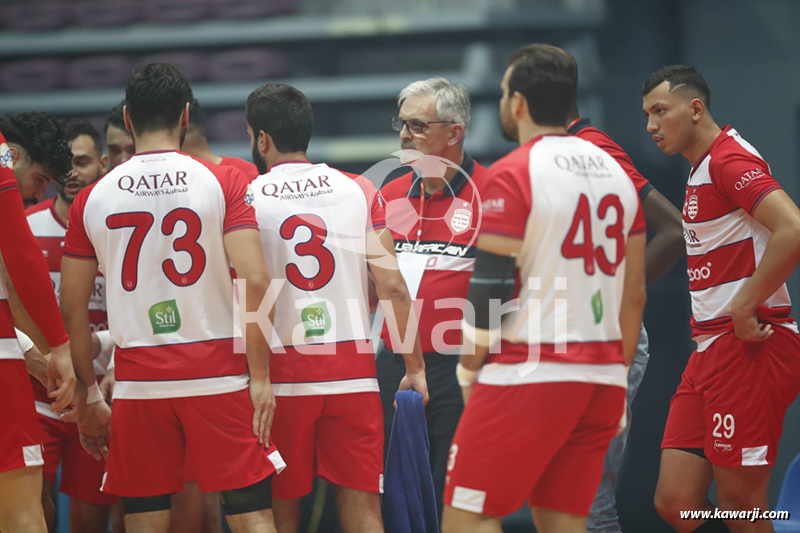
[
  {"left": 500, "top": 106, "right": 518, "bottom": 143},
  {"left": 251, "top": 143, "right": 268, "bottom": 175}
]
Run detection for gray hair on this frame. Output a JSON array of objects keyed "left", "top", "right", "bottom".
[{"left": 397, "top": 77, "right": 471, "bottom": 136}]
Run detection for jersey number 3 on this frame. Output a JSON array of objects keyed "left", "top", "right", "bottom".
[
  {"left": 280, "top": 214, "right": 335, "bottom": 291},
  {"left": 561, "top": 194, "right": 625, "bottom": 276},
  {"left": 107, "top": 209, "right": 207, "bottom": 291}
]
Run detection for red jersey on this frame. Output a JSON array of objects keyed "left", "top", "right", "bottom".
[
  {"left": 379, "top": 153, "right": 487, "bottom": 354},
  {"left": 220, "top": 156, "right": 259, "bottom": 182},
  {"left": 568, "top": 118, "right": 654, "bottom": 200},
  {"left": 0, "top": 132, "right": 67, "bottom": 357}
]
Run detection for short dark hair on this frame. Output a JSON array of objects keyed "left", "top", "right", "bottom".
[
  {"left": 105, "top": 100, "right": 126, "bottom": 134},
  {"left": 125, "top": 63, "right": 193, "bottom": 135},
  {"left": 187, "top": 97, "right": 206, "bottom": 135},
  {"left": 0, "top": 112, "right": 72, "bottom": 184},
  {"left": 246, "top": 83, "right": 313, "bottom": 154},
  {"left": 642, "top": 65, "right": 711, "bottom": 109},
  {"left": 61, "top": 118, "right": 103, "bottom": 157},
  {"left": 506, "top": 44, "right": 578, "bottom": 127}
]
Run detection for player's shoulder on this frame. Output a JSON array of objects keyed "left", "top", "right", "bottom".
[
  {"left": 220, "top": 156, "right": 259, "bottom": 181},
  {"left": 709, "top": 126, "right": 767, "bottom": 167},
  {"left": 25, "top": 197, "right": 56, "bottom": 217},
  {"left": 379, "top": 170, "right": 414, "bottom": 199}
]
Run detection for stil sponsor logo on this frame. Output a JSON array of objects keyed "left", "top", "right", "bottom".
[
  {"left": 591, "top": 290, "right": 604, "bottom": 324},
  {"left": 148, "top": 299, "right": 182, "bottom": 335},
  {"left": 301, "top": 302, "right": 331, "bottom": 338},
  {"left": 244, "top": 184, "right": 255, "bottom": 206}
]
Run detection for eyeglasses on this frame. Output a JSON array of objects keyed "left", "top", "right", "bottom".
[{"left": 390, "top": 117, "right": 456, "bottom": 134}]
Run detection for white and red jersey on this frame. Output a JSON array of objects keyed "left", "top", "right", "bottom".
[
  {"left": 250, "top": 160, "right": 386, "bottom": 396},
  {"left": 26, "top": 198, "right": 110, "bottom": 413},
  {"left": 64, "top": 150, "right": 258, "bottom": 400},
  {"left": 26, "top": 198, "right": 110, "bottom": 374},
  {"left": 682, "top": 126, "right": 796, "bottom": 351},
  {"left": 476, "top": 134, "right": 645, "bottom": 388}
]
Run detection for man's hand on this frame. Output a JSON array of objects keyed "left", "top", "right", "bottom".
[
  {"left": 249, "top": 376, "right": 276, "bottom": 446},
  {"left": 398, "top": 370, "right": 429, "bottom": 405},
  {"left": 731, "top": 295, "right": 773, "bottom": 342},
  {"left": 99, "top": 368, "right": 116, "bottom": 406},
  {"left": 47, "top": 341, "right": 76, "bottom": 411},
  {"left": 78, "top": 401, "right": 112, "bottom": 461}
]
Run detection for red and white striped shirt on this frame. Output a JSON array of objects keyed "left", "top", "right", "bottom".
[{"left": 683, "top": 126, "right": 796, "bottom": 351}]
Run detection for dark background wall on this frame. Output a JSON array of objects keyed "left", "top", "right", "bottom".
[{"left": 601, "top": 1, "right": 800, "bottom": 530}]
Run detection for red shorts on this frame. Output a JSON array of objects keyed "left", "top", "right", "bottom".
[
  {"left": 271, "top": 392, "right": 384, "bottom": 499},
  {"left": 444, "top": 381, "right": 625, "bottom": 517},
  {"left": 662, "top": 327, "right": 800, "bottom": 467},
  {"left": 102, "top": 389, "right": 286, "bottom": 497},
  {"left": 38, "top": 414, "right": 117, "bottom": 506},
  {"left": 0, "top": 360, "right": 44, "bottom": 474}
]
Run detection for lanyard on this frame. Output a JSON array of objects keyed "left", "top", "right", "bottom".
[{"left": 415, "top": 185, "right": 426, "bottom": 244}]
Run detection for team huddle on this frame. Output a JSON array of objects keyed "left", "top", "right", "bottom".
[{"left": 1, "top": 42, "right": 799, "bottom": 533}]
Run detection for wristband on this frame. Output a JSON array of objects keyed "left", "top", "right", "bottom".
[
  {"left": 14, "top": 328, "right": 34, "bottom": 354},
  {"left": 95, "top": 330, "right": 115, "bottom": 353},
  {"left": 86, "top": 382, "right": 104, "bottom": 405},
  {"left": 456, "top": 363, "right": 480, "bottom": 387}
]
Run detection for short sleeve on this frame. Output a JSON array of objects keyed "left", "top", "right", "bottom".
[
  {"left": 710, "top": 151, "right": 781, "bottom": 215},
  {"left": 577, "top": 128, "right": 653, "bottom": 200},
  {"left": 222, "top": 167, "right": 258, "bottom": 234},
  {"left": 479, "top": 163, "right": 532, "bottom": 239},
  {"left": 352, "top": 174, "right": 386, "bottom": 231},
  {"left": 630, "top": 200, "right": 646, "bottom": 236},
  {"left": 63, "top": 187, "right": 97, "bottom": 260}
]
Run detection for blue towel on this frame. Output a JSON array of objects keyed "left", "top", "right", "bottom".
[{"left": 382, "top": 390, "right": 440, "bottom": 533}]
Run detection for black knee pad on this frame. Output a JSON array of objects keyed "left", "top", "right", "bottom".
[
  {"left": 220, "top": 475, "right": 273, "bottom": 516},
  {"left": 122, "top": 494, "right": 172, "bottom": 514}
]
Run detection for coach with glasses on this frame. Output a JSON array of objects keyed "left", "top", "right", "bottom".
[{"left": 374, "top": 77, "right": 488, "bottom": 523}]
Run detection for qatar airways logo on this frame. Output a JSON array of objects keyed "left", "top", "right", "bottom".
[
  {"left": 259, "top": 175, "right": 332, "bottom": 200},
  {"left": 687, "top": 262, "right": 712, "bottom": 282},
  {"left": 733, "top": 168, "right": 765, "bottom": 191},
  {"left": 118, "top": 171, "right": 188, "bottom": 197}
]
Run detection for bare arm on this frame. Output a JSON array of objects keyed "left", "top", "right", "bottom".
[
  {"left": 620, "top": 233, "right": 647, "bottom": 366},
  {"left": 60, "top": 256, "right": 101, "bottom": 390},
  {"left": 641, "top": 189, "right": 685, "bottom": 286},
  {"left": 367, "top": 227, "right": 427, "bottom": 402},
  {"left": 731, "top": 190, "right": 800, "bottom": 340},
  {"left": 224, "top": 228, "right": 275, "bottom": 444}
]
